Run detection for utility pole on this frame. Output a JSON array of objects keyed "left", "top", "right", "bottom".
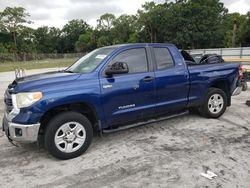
[{"left": 232, "top": 18, "right": 237, "bottom": 47}]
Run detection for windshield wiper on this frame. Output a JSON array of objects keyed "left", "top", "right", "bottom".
[{"left": 63, "top": 70, "right": 75, "bottom": 73}]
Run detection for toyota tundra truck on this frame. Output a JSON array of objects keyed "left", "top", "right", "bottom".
[{"left": 2, "top": 43, "right": 242, "bottom": 159}]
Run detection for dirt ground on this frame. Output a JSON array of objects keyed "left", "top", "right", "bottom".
[{"left": 0, "top": 68, "right": 250, "bottom": 188}]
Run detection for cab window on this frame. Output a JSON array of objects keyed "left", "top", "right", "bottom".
[
  {"left": 154, "top": 48, "right": 174, "bottom": 70},
  {"left": 111, "top": 48, "right": 149, "bottom": 74}
]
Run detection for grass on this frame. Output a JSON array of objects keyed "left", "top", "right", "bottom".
[{"left": 0, "top": 58, "right": 78, "bottom": 72}]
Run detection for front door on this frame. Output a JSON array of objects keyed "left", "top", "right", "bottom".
[{"left": 100, "top": 47, "right": 155, "bottom": 126}]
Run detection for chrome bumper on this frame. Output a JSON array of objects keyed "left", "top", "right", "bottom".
[
  {"left": 232, "top": 86, "right": 242, "bottom": 96},
  {"left": 2, "top": 118, "right": 40, "bottom": 143},
  {"left": 2, "top": 92, "right": 40, "bottom": 143}
]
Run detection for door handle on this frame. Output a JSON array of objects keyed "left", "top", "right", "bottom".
[{"left": 143, "top": 76, "right": 155, "bottom": 82}]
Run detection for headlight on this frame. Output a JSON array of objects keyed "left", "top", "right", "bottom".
[{"left": 16, "top": 92, "right": 43, "bottom": 108}]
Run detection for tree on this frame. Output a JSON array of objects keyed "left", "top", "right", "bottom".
[
  {"left": 160, "top": 1, "right": 190, "bottom": 48},
  {"left": 48, "top": 27, "right": 62, "bottom": 53},
  {"left": 34, "top": 26, "right": 62, "bottom": 53},
  {"left": 75, "top": 31, "right": 94, "bottom": 52},
  {"left": 17, "top": 26, "right": 35, "bottom": 54},
  {"left": 222, "top": 13, "right": 247, "bottom": 47},
  {"left": 33, "top": 26, "right": 50, "bottom": 53},
  {"left": 186, "top": 0, "right": 227, "bottom": 48},
  {"left": 0, "top": 3, "right": 249, "bottom": 58},
  {"left": 97, "top": 13, "right": 115, "bottom": 31},
  {"left": 0, "top": 7, "right": 31, "bottom": 49},
  {"left": 95, "top": 13, "right": 116, "bottom": 47},
  {"left": 61, "top": 19, "right": 91, "bottom": 52},
  {"left": 112, "top": 14, "right": 138, "bottom": 44},
  {"left": 237, "top": 12, "right": 250, "bottom": 47},
  {"left": 137, "top": 2, "right": 166, "bottom": 43},
  {"left": 160, "top": 0, "right": 228, "bottom": 49}
]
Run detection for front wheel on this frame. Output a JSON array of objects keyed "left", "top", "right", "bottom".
[
  {"left": 45, "top": 112, "right": 93, "bottom": 160},
  {"left": 199, "top": 88, "right": 227, "bottom": 118}
]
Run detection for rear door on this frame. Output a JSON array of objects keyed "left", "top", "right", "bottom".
[
  {"left": 152, "top": 45, "right": 189, "bottom": 114},
  {"left": 100, "top": 47, "right": 155, "bottom": 126}
]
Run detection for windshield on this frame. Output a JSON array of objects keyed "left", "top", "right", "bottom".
[{"left": 67, "top": 47, "right": 116, "bottom": 73}]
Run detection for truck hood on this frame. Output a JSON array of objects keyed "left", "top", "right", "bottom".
[{"left": 9, "top": 71, "right": 81, "bottom": 93}]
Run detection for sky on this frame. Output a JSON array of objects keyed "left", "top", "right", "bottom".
[{"left": 0, "top": 0, "right": 249, "bottom": 29}]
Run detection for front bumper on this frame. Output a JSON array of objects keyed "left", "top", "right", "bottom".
[
  {"left": 2, "top": 116, "right": 40, "bottom": 143},
  {"left": 232, "top": 86, "right": 242, "bottom": 96}
]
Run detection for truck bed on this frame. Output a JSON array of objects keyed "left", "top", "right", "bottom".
[{"left": 187, "top": 62, "right": 240, "bottom": 106}]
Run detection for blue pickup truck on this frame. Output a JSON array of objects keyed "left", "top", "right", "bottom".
[{"left": 2, "top": 43, "right": 242, "bottom": 159}]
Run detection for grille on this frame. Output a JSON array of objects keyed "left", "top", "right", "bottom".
[
  {"left": 4, "top": 90, "right": 13, "bottom": 113},
  {"left": 5, "top": 98, "right": 12, "bottom": 106}
]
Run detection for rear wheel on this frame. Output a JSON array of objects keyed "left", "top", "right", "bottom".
[
  {"left": 45, "top": 112, "right": 93, "bottom": 160},
  {"left": 199, "top": 88, "right": 227, "bottom": 118},
  {"left": 242, "top": 82, "right": 248, "bottom": 91}
]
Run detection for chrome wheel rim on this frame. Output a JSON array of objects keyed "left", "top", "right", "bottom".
[
  {"left": 208, "top": 94, "right": 224, "bottom": 114},
  {"left": 54, "top": 122, "right": 86, "bottom": 153}
]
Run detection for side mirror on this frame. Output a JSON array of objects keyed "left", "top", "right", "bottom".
[{"left": 105, "top": 62, "right": 129, "bottom": 76}]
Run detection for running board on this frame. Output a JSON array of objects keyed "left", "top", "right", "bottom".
[{"left": 103, "top": 110, "right": 189, "bottom": 133}]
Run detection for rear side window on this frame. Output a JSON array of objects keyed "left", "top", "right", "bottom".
[
  {"left": 112, "top": 48, "right": 148, "bottom": 74},
  {"left": 154, "top": 48, "right": 174, "bottom": 70}
]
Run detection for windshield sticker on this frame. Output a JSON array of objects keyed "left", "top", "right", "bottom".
[{"left": 95, "top": 54, "right": 107, "bottom": 59}]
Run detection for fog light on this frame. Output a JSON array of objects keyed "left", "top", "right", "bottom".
[{"left": 15, "top": 128, "right": 22, "bottom": 137}]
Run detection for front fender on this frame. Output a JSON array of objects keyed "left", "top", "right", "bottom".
[
  {"left": 12, "top": 77, "right": 105, "bottom": 125},
  {"left": 12, "top": 94, "right": 105, "bottom": 126}
]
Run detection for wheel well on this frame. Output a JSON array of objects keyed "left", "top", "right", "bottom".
[
  {"left": 210, "top": 80, "right": 231, "bottom": 106},
  {"left": 39, "top": 103, "right": 99, "bottom": 135}
]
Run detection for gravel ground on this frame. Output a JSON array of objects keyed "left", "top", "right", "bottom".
[{"left": 0, "top": 68, "right": 250, "bottom": 188}]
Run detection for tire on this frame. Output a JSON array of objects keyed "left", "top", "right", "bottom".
[
  {"left": 45, "top": 111, "right": 93, "bottom": 160},
  {"left": 199, "top": 88, "right": 227, "bottom": 118},
  {"left": 242, "top": 82, "right": 248, "bottom": 91}
]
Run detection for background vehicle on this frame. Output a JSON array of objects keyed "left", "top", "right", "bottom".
[
  {"left": 188, "top": 52, "right": 224, "bottom": 65},
  {"left": 2, "top": 43, "right": 242, "bottom": 159}
]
